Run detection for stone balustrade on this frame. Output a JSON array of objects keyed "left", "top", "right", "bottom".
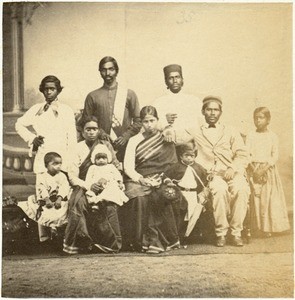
[{"left": 3, "top": 143, "right": 35, "bottom": 185}]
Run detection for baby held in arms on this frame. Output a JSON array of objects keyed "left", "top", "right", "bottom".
[{"left": 85, "top": 144, "right": 128, "bottom": 210}]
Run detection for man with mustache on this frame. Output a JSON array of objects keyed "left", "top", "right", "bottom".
[
  {"left": 80, "top": 56, "right": 141, "bottom": 162},
  {"left": 153, "top": 64, "right": 202, "bottom": 145},
  {"left": 192, "top": 96, "right": 250, "bottom": 247}
]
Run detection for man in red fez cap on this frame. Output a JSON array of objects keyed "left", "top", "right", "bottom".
[
  {"left": 163, "top": 64, "right": 183, "bottom": 92},
  {"left": 192, "top": 96, "right": 250, "bottom": 247},
  {"left": 153, "top": 64, "right": 202, "bottom": 145}
]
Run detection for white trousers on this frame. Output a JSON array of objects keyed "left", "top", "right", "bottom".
[{"left": 209, "top": 174, "right": 249, "bottom": 237}]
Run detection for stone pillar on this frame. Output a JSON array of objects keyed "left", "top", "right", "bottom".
[
  {"left": 3, "top": 3, "right": 24, "bottom": 113},
  {"left": 3, "top": 3, "right": 36, "bottom": 185},
  {"left": 11, "top": 3, "right": 25, "bottom": 112}
]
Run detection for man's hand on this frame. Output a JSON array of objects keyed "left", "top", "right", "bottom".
[
  {"left": 37, "top": 199, "right": 46, "bottom": 207},
  {"left": 98, "top": 129, "right": 112, "bottom": 142},
  {"left": 224, "top": 167, "right": 235, "bottom": 181},
  {"left": 166, "top": 113, "right": 177, "bottom": 125},
  {"left": 32, "top": 136, "right": 44, "bottom": 151},
  {"left": 114, "top": 136, "right": 128, "bottom": 147},
  {"left": 163, "top": 126, "right": 176, "bottom": 143}
]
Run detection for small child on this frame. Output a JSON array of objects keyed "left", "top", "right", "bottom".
[
  {"left": 164, "top": 142, "right": 209, "bottom": 244},
  {"left": 246, "top": 107, "right": 290, "bottom": 236},
  {"left": 85, "top": 144, "right": 128, "bottom": 210},
  {"left": 18, "top": 152, "right": 70, "bottom": 242}
]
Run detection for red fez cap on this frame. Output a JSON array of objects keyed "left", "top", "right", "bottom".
[
  {"left": 202, "top": 96, "right": 223, "bottom": 107},
  {"left": 163, "top": 64, "right": 182, "bottom": 78}
]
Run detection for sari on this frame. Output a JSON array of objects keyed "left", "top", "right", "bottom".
[
  {"left": 63, "top": 139, "right": 122, "bottom": 254},
  {"left": 122, "top": 131, "right": 179, "bottom": 252}
]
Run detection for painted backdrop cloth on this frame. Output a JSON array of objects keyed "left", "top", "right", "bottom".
[
  {"left": 63, "top": 139, "right": 122, "bottom": 254},
  {"left": 246, "top": 130, "right": 290, "bottom": 232}
]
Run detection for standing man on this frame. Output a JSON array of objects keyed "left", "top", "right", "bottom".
[
  {"left": 153, "top": 64, "right": 202, "bottom": 144},
  {"left": 15, "top": 75, "right": 77, "bottom": 174},
  {"left": 80, "top": 56, "right": 141, "bottom": 162},
  {"left": 192, "top": 96, "right": 249, "bottom": 247}
]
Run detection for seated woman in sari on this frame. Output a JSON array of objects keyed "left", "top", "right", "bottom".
[
  {"left": 123, "top": 106, "right": 180, "bottom": 254},
  {"left": 63, "top": 116, "right": 122, "bottom": 255}
]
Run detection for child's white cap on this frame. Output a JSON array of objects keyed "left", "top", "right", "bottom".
[{"left": 91, "top": 144, "right": 112, "bottom": 164}]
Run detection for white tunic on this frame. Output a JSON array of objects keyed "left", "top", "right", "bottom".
[
  {"left": 153, "top": 91, "right": 202, "bottom": 144},
  {"left": 15, "top": 101, "right": 77, "bottom": 174}
]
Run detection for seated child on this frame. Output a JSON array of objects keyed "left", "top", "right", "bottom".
[
  {"left": 18, "top": 152, "right": 70, "bottom": 242},
  {"left": 164, "top": 142, "right": 209, "bottom": 244},
  {"left": 85, "top": 144, "right": 129, "bottom": 210}
]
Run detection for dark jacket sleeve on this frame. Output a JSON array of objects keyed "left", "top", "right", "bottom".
[
  {"left": 122, "top": 90, "right": 142, "bottom": 139},
  {"left": 77, "top": 93, "right": 95, "bottom": 132}
]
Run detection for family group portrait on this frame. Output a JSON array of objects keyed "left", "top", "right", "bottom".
[{"left": 2, "top": 1, "right": 293, "bottom": 298}]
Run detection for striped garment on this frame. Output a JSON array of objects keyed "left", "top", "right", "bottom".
[{"left": 135, "top": 131, "right": 177, "bottom": 177}]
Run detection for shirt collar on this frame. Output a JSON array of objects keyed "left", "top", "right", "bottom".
[
  {"left": 48, "top": 98, "right": 59, "bottom": 107},
  {"left": 168, "top": 89, "right": 183, "bottom": 97},
  {"left": 203, "top": 122, "right": 221, "bottom": 129},
  {"left": 36, "top": 98, "right": 59, "bottom": 116}
]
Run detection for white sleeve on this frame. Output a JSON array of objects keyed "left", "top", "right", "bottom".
[
  {"left": 66, "top": 107, "right": 78, "bottom": 151},
  {"left": 85, "top": 165, "right": 96, "bottom": 187},
  {"left": 269, "top": 132, "right": 279, "bottom": 166},
  {"left": 67, "top": 144, "right": 89, "bottom": 189},
  {"left": 57, "top": 174, "right": 71, "bottom": 199},
  {"left": 245, "top": 132, "right": 253, "bottom": 165},
  {"left": 123, "top": 134, "right": 144, "bottom": 182},
  {"left": 110, "top": 165, "right": 123, "bottom": 182},
  {"left": 15, "top": 106, "right": 38, "bottom": 146},
  {"left": 153, "top": 99, "right": 168, "bottom": 131},
  {"left": 36, "top": 173, "right": 49, "bottom": 199}
]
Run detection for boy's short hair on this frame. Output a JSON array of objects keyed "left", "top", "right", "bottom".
[
  {"left": 176, "top": 142, "right": 198, "bottom": 158},
  {"left": 44, "top": 152, "right": 62, "bottom": 167},
  {"left": 39, "top": 75, "right": 63, "bottom": 94}
]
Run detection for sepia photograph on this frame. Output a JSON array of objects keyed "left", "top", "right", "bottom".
[{"left": 2, "top": 1, "right": 293, "bottom": 298}]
